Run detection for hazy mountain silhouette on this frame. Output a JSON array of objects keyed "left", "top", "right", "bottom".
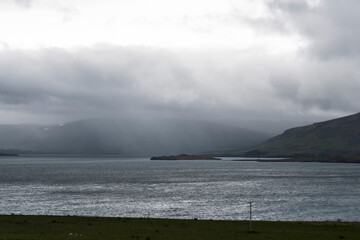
[{"left": 0, "top": 118, "right": 269, "bottom": 155}]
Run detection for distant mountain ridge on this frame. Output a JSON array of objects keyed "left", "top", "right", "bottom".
[
  {"left": 0, "top": 118, "right": 269, "bottom": 155},
  {"left": 238, "top": 112, "right": 360, "bottom": 157}
]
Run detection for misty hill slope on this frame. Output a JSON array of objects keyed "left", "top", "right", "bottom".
[
  {"left": 0, "top": 119, "right": 268, "bottom": 155},
  {"left": 239, "top": 112, "right": 360, "bottom": 157}
]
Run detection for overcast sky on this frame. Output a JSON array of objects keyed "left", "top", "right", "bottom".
[{"left": 0, "top": 0, "right": 359, "bottom": 126}]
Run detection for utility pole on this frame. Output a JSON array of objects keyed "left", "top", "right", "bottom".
[{"left": 247, "top": 201, "right": 253, "bottom": 231}]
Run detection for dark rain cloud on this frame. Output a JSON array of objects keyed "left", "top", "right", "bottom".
[
  {"left": 0, "top": 47, "right": 207, "bottom": 123},
  {"left": 260, "top": 0, "right": 360, "bottom": 115},
  {"left": 0, "top": 45, "right": 359, "bottom": 126},
  {"left": 269, "top": 0, "right": 360, "bottom": 59}
]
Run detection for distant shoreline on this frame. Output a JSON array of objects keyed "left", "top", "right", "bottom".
[
  {"left": 0, "top": 153, "right": 18, "bottom": 156},
  {"left": 150, "top": 154, "right": 360, "bottom": 163},
  {"left": 231, "top": 157, "right": 360, "bottom": 163},
  {"left": 151, "top": 154, "right": 221, "bottom": 160},
  {"left": 2, "top": 153, "right": 358, "bottom": 163}
]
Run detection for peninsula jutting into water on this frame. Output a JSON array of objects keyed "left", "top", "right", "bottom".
[{"left": 151, "top": 154, "right": 221, "bottom": 160}]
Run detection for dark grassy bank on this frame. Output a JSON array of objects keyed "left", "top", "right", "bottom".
[{"left": 1, "top": 215, "right": 359, "bottom": 240}]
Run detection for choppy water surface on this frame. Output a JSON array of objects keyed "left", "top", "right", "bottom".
[{"left": 0, "top": 156, "right": 359, "bottom": 221}]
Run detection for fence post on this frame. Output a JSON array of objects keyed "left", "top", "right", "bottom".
[{"left": 247, "top": 201, "right": 253, "bottom": 231}]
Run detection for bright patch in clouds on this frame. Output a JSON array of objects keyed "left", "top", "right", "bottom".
[{"left": 0, "top": 0, "right": 303, "bottom": 53}]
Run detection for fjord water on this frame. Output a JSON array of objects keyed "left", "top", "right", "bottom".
[{"left": 0, "top": 156, "right": 359, "bottom": 221}]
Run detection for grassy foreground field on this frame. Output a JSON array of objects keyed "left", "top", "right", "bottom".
[{"left": 0, "top": 215, "right": 359, "bottom": 240}]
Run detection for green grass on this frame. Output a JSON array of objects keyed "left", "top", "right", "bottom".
[{"left": 0, "top": 215, "right": 359, "bottom": 240}]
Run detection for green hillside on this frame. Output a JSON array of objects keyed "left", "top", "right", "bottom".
[{"left": 237, "top": 112, "right": 360, "bottom": 157}]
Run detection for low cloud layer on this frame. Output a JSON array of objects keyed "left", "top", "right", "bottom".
[
  {"left": 0, "top": 45, "right": 359, "bottom": 125},
  {"left": 0, "top": 0, "right": 360, "bottom": 126}
]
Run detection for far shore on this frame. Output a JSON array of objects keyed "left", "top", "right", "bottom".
[
  {"left": 150, "top": 154, "right": 360, "bottom": 163},
  {"left": 150, "top": 154, "right": 221, "bottom": 160},
  {"left": 0, "top": 153, "right": 18, "bottom": 156},
  {"left": 230, "top": 157, "right": 360, "bottom": 163},
  {"left": 2, "top": 153, "right": 359, "bottom": 163}
]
